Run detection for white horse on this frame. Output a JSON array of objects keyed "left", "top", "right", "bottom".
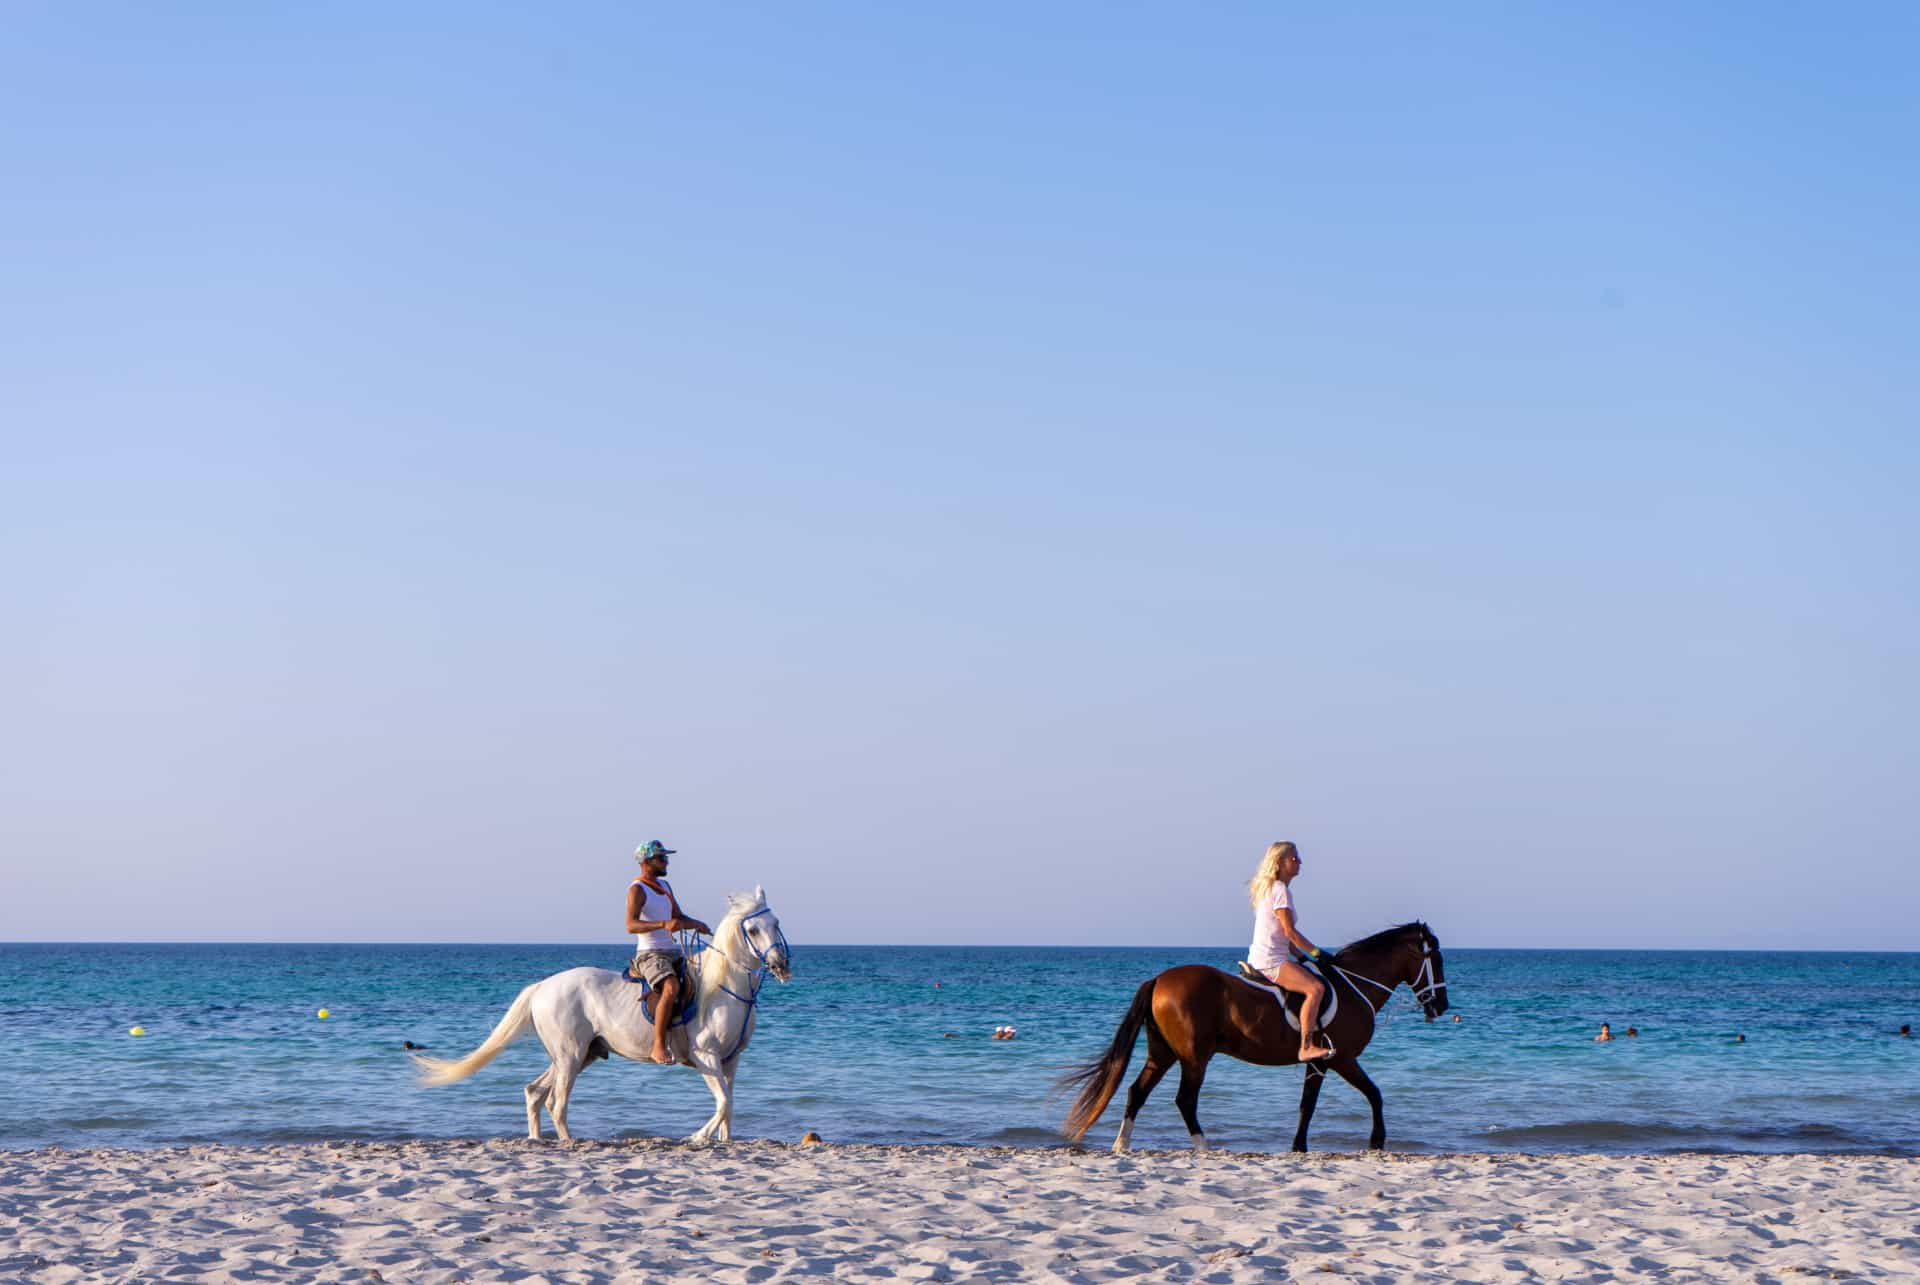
[{"left": 414, "top": 887, "right": 791, "bottom": 1143}]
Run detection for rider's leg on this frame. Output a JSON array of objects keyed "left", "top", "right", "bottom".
[
  {"left": 650, "top": 976, "right": 679, "bottom": 1063},
  {"left": 1300, "top": 978, "right": 1328, "bottom": 1049},
  {"left": 1268, "top": 960, "right": 1334, "bottom": 1059}
]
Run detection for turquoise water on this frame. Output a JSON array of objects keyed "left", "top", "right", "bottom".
[{"left": 2, "top": 944, "right": 1915, "bottom": 1154}]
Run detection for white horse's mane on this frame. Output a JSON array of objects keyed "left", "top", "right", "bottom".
[{"left": 694, "top": 885, "right": 769, "bottom": 1005}]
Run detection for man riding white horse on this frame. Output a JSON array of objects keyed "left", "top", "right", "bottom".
[
  {"left": 626, "top": 839, "right": 711, "bottom": 1064},
  {"left": 416, "top": 877, "right": 791, "bottom": 1144}
]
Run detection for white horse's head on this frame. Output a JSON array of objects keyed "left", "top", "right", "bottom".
[{"left": 721, "top": 884, "right": 791, "bottom": 982}]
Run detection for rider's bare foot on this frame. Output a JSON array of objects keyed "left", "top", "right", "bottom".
[
  {"left": 1299, "top": 1044, "right": 1334, "bottom": 1062},
  {"left": 650, "top": 1048, "right": 674, "bottom": 1065}
]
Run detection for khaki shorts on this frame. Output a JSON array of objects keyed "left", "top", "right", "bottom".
[{"left": 631, "top": 949, "right": 684, "bottom": 987}]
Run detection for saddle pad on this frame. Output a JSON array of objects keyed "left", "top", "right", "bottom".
[
  {"left": 1236, "top": 960, "right": 1339, "bottom": 1032},
  {"left": 621, "top": 965, "right": 699, "bottom": 1029}
]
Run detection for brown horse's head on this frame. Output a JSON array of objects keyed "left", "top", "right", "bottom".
[
  {"left": 1335, "top": 922, "right": 1449, "bottom": 1021},
  {"left": 1397, "top": 922, "right": 1448, "bottom": 1021}
]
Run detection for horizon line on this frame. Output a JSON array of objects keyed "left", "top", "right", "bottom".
[{"left": 1, "top": 940, "right": 1915, "bottom": 954}]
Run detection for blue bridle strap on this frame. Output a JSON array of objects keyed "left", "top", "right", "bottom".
[{"left": 698, "top": 906, "right": 788, "bottom": 1063}]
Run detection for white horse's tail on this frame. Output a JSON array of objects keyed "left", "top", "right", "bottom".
[{"left": 412, "top": 981, "right": 540, "bottom": 1086}]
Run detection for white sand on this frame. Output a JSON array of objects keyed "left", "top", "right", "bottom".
[{"left": 2, "top": 1140, "right": 1913, "bottom": 1283}]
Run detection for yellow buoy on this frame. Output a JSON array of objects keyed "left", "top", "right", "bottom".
[
  {"left": 129, "top": 1026, "right": 146, "bottom": 1037},
  {"left": 317, "top": 1008, "right": 330, "bottom": 1020}
]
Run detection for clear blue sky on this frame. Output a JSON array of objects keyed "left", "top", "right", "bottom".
[{"left": 3, "top": 4, "right": 1915, "bottom": 948}]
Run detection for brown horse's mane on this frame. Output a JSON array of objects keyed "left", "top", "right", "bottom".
[{"left": 1333, "top": 921, "right": 1429, "bottom": 961}]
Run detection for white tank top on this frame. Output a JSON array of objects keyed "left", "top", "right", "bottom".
[{"left": 631, "top": 877, "right": 676, "bottom": 952}]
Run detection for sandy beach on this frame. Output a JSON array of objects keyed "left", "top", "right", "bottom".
[{"left": 2, "top": 1140, "right": 1912, "bottom": 1283}]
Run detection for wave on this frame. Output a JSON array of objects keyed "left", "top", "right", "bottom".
[
  {"left": 984, "top": 1125, "right": 1066, "bottom": 1145},
  {"left": 0, "top": 1115, "right": 159, "bottom": 1137},
  {"left": 1480, "top": 1118, "right": 1901, "bottom": 1152},
  {"left": 167, "top": 1125, "right": 426, "bottom": 1146},
  {"left": 62, "top": 1116, "right": 160, "bottom": 1130}
]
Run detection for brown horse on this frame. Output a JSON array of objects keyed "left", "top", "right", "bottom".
[{"left": 1061, "top": 922, "right": 1448, "bottom": 1153}]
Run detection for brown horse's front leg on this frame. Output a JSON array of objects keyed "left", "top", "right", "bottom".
[
  {"left": 1331, "top": 1059, "right": 1386, "bottom": 1150},
  {"left": 1291, "top": 1063, "right": 1325, "bottom": 1152}
]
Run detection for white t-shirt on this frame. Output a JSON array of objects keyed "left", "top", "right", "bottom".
[{"left": 1248, "top": 882, "right": 1295, "bottom": 972}]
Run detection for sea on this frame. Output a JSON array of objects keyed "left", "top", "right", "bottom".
[{"left": 2, "top": 944, "right": 1915, "bottom": 1156}]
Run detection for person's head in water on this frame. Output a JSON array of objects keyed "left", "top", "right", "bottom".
[
  {"left": 1248, "top": 841, "right": 1302, "bottom": 908},
  {"left": 1626, "top": 1027, "right": 1639, "bottom": 1038},
  {"left": 1735, "top": 1033, "right": 1746, "bottom": 1043},
  {"left": 1595, "top": 1023, "right": 1612, "bottom": 1041},
  {"left": 1901, "top": 1024, "right": 1911, "bottom": 1038}
]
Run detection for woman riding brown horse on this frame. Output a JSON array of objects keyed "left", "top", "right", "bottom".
[
  {"left": 1245, "top": 840, "right": 1334, "bottom": 1062},
  {"left": 1061, "top": 922, "right": 1449, "bottom": 1153}
]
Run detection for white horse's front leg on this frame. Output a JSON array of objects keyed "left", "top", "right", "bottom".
[
  {"left": 706, "top": 1059, "right": 739, "bottom": 1142},
  {"left": 689, "top": 1068, "right": 730, "bottom": 1144}
]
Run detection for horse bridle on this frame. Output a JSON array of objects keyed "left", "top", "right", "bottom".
[
  {"left": 692, "top": 907, "right": 789, "bottom": 1001},
  {"left": 682, "top": 907, "right": 790, "bottom": 1064},
  {"left": 1408, "top": 937, "right": 1447, "bottom": 1015},
  {"left": 1330, "top": 932, "right": 1446, "bottom": 1019}
]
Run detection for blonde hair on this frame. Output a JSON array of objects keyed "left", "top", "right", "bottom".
[{"left": 1248, "top": 841, "right": 1298, "bottom": 908}]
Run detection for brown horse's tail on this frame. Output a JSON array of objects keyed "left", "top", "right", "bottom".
[{"left": 1058, "top": 978, "right": 1156, "bottom": 1142}]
